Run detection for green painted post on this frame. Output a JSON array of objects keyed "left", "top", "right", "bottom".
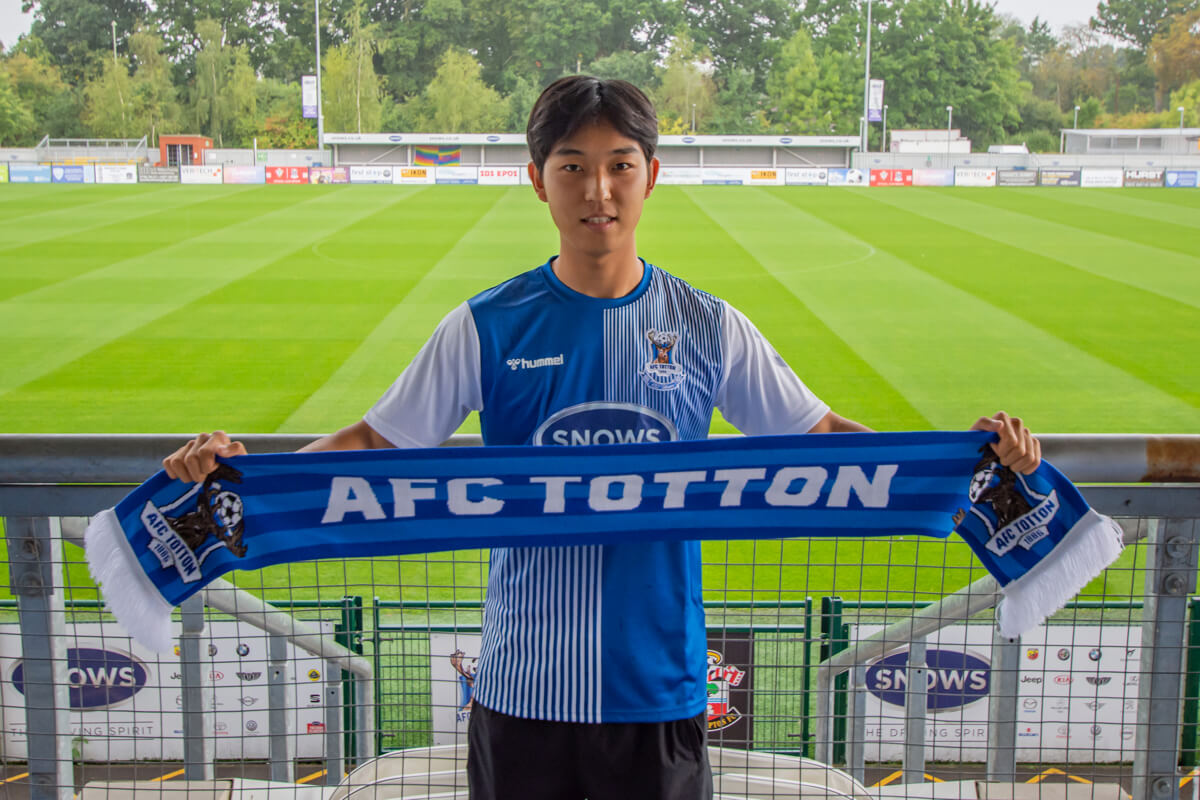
[{"left": 1181, "top": 597, "right": 1200, "bottom": 768}]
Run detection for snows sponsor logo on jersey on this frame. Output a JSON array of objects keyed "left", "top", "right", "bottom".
[
  {"left": 641, "top": 329, "right": 685, "bottom": 391},
  {"left": 533, "top": 402, "right": 679, "bottom": 446},
  {"left": 505, "top": 354, "right": 565, "bottom": 371}
]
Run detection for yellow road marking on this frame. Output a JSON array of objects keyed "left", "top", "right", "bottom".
[
  {"left": 924, "top": 774, "right": 945, "bottom": 783},
  {"left": 297, "top": 770, "right": 328, "bottom": 784},
  {"left": 151, "top": 769, "right": 186, "bottom": 783},
  {"left": 1027, "top": 768, "right": 1067, "bottom": 784},
  {"left": 872, "top": 771, "right": 903, "bottom": 787},
  {"left": 3, "top": 773, "right": 30, "bottom": 783}
]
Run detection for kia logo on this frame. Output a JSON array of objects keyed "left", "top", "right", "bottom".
[
  {"left": 1054, "top": 675, "right": 1072, "bottom": 685},
  {"left": 11, "top": 648, "right": 148, "bottom": 710},
  {"left": 866, "top": 648, "right": 990, "bottom": 710}
]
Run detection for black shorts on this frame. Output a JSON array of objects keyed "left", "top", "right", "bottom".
[{"left": 467, "top": 702, "right": 713, "bottom": 800}]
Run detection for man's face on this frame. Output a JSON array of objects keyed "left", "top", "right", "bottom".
[{"left": 529, "top": 120, "right": 659, "bottom": 262}]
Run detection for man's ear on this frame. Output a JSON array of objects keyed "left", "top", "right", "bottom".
[
  {"left": 528, "top": 161, "right": 548, "bottom": 202},
  {"left": 645, "top": 156, "right": 660, "bottom": 198}
]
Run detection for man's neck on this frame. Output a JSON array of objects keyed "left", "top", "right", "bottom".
[{"left": 552, "top": 246, "right": 643, "bottom": 299}]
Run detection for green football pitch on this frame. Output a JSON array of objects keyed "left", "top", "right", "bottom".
[{"left": 1, "top": 183, "right": 1197, "bottom": 606}]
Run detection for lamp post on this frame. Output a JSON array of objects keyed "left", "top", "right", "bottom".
[
  {"left": 882, "top": 104, "right": 888, "bottom": 153},
  {"left": 111, "top": 20, "right": 118, "bottom": 64},
  {"left": 1073, "top": 105, "right": 1080, "bottom": 129},
  {"left": 692, "top": 103, "right": 696, "bottom": 134},
  {"left": 946, "top": 105, "right": 953, "bottom": 167},
  {"left": 315, "top": 0, "right": 325, "bottom": 153},
  {"left": 1181, "top": 106, "right": 1187, "bottom": 132},
  {"left": 860, "top": 0, "right": 873, "bottom": 153}
]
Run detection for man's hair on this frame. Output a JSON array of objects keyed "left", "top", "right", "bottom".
[{"left": 526, "top": 76, "right": 658, "bottom": 174}]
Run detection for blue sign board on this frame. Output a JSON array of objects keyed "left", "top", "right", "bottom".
[{"left": 9, "top": 164, "right": 52, "bottom": 183}]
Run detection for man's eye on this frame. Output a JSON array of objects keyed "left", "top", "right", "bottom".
[
  {"left": 613, "top": 162, "right": 633, "bottom": 171},
  {"left": 563, "top": 164, "right": 582, "bottom": 172}
]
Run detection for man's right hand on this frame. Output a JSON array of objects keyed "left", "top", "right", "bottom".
[{"left": 163, "top": 431, "right": 248, "bottom": 483}]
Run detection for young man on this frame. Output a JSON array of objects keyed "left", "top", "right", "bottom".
[{"left": 165, "top": 76, "right": 1039, "bottom": 799}]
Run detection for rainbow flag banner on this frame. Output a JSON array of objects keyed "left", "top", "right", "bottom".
[{"left": 414, "top": 146, "right": 463, "bottom": 166}]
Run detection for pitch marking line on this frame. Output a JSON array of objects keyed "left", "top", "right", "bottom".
[
  {"left": 297, "top": 769, "right": 327, "bottom": 784},
  {"left": 151, "top": 768, "right": 186, "bottom": 782}
]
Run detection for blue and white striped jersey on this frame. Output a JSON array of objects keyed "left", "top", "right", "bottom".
[{"left": 366, "top": 258, "right": 828, "bottom": 723}]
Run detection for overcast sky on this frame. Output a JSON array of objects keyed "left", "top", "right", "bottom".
[{"left": 0, "top": 1, "right": 1103, "bottom": 55}]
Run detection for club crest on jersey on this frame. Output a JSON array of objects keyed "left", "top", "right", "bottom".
[{"left": 641, "top": 329, "right": 685, "bottom": 391}]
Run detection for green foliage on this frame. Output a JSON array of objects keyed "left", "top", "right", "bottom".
[
  {"left": 766, "top": 27, "right": 859, "bottom": 135},
  {"left": 585, "top": 50, "right": 659, "bottom": 89},
  {"left": 1090, "top": 0, "right": 1199, "bottom": 50},
  {"left": 320, "top": 0, "right": 386, "bottom": 133},
  {"left": 409, "top": 48, "right": 507, "bottom": 132},
  {"left": 1020, "top": 129, "right": 1059, "bottom": 152},
  {"left": 1170, "top": 78, "right": 1200, "bottom": 126},
  {"left": 1076, "top": 96, "right": 1103, "bottom": 127},
  {"left": 654, "top": 31, "right": 716, "bottom": 133},
  {"left": 189, "top": 18, "right": 256, "bottom": 146},
  {"left": 709, "top": 68, "right": 770, "bottom": 134},
  {"left": 684, "top": 0, "right": 799, "bottom": 92},
  {"left": 128, "top": 27, "right": 180, "bottom": 144},
  {"left": 24, "top": 0, "right": 149, "bottom": 84},
  {"left": 0, "top": 67, "right": 34, "bottom": 145},
  {"left": 83, "top": 56, "right": 136, "bottom": 138}
]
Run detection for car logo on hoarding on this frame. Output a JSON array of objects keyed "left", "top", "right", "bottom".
[
  {"left": 237, "top": 643, "right": 250, "bottom": 657},
  {"left": 486, "top": 135, "right": 501, "bottom": 142},
  {"left": 10, "top": 648, "right": 149, "bottom": 710},
  {"left": 866, "top": 648, "right": 990, "bottom": 711},
  {"left": 1086, "top": 676, "right": 1112, "bottom": 686},
  {"left": 1057, "top": 649, "right": 1070, "bottom": 661},
  {"left": 1026, "top": 648, "right": 1039, "bottom": 660},
  {"left": 236, "top": 671, "right": 262, "bottom": 681},
  {"left": 1089, "top": 649, "right": 1102, "bottom": 661},
  {"left": 1054, "top": 675, "right": 1072, "bottom": 685},
  {"left": 1020, "top": 675, "right": 1042, "bottom": 685}
]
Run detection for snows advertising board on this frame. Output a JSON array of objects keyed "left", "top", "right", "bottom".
[
  {"left": 913, "top": 168, "right": 954, "bottom": 186},
  {"left": 1123, "top": 169, "right": 1163, "bottom": 187},
  {"left": 785, "top": 168, "right": 829, "bottom": 185},
  {"left": 954, "top": 167, "right": 997, "bottom": 187},
  {"left": 265, "top": 166, "right": 309, "bottom": 184},
  {"left": 478, "top": 166, "right": 522, "bottom": 185},
  {"left": 997, "top": 169, "right": 1037, "bottom": 187},
  {"left": 9, "top": 164, "right": 52, "bottom": 183},
  {"left": 1038, "top": 169, "right": 1081, "bottom": 187},
  {"left": 827, "top": 168, "right": 865, "bottom": 186},
  {"left": 702, "top": 168, "right": 749, "bottom": 185},
  {"left": 857, "top": 624, "right": 1140, "bottom": 763},
  {"left": 350, "top": 165, "right": 395, "bottom": 184},
  {"left": 869, "top": 169, "right": 913, "bottom": 187},
  {"left": 222, "top": 165, "right": 265, "bottom": 184},
  {"left": 1081, "top": 168, "right": 1124, "bottom": 188},
  {"left": 394, "top": 166, "right": 434, "bottom": 185},
  {"left": 1165, "top": 170, "right": 1199, "bottom": 188},
  {"left": 95, "top": 164, "right": 138, "bottom": 184},
  {"left": 181, "top": 165, "right": 223, "bottom": 184},
  {"left": 748, "top": 169, "right": 783, "bottom": 186},
  {"left": 657, "top": 167, "right": 703, "bottom": 185},
  {"left": 1, "top": 621, "right": 333, "bottom": 761},
  {"left": 435, "top": 166, "right": 479, "bottom": 184}
]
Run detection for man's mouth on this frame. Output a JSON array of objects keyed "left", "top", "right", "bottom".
[
  {"left": 584, "top": 216, "right": 616, "bottom": 224},
  {"left": 583, "top": 216, "right": 617, "bottom": 231}
]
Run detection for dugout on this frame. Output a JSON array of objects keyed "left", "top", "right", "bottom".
[
  {"left": 323, "top": 132, "right": 860, "bottom": 169},
  {"left": 1061, "top": 127, "right": 1200, "bottom": 155}
]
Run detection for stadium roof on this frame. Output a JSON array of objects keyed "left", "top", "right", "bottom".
[{"left": 323, "top": 132, "right": 860, "bottom": 148}]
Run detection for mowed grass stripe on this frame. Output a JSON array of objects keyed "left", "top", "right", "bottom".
[
  {"left": 871, "top": 188, "right": 1200, "bottom": 311},
  {"left": 1022, "top": 188, "right": 1200, "bottom": 231},
  {"left": 642, "top": 187, "right": 928, "bottom": 431},
  {"left": 798, "top": 188, "right": 1200, "bottom": 420},
  {"left": 944, "top": 187, "right": 1200, "bottom": 259},
  {"left": 697, "top": 187, "right": 1189, "bottom": 433},
  {"left": 0, "top": 187, "right": 425, "bottom": 430},
  {"left": 0, "top": 183, "right": 173, "bottom": 224},
  {"left": 1130, "top": 188, "right": 1200, "bottom": 208},
  {"left": 278, "top": 186, "right": 553, "bottom": 433}
]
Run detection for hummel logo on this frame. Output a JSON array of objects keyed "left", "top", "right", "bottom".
[{"left": 506, "top": 354, "right": 565, "bottom": 371}]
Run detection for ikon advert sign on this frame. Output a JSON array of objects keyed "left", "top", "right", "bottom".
[{"left": 856, "top": 624, "right": 1141, "bottom": 763}]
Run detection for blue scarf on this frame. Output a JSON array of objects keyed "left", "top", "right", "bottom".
[{"left": 85, "top": 431, "right": 1123, "bottom": 651}]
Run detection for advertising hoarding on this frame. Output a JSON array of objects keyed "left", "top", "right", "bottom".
[
  {"left": 435, "top": 166, "right": 479, "bottom": 184},
  {"left": 478, "top": 166, "right": 522, "bottom": 185},
  {"left": 785, "top": 168, "right": 829, "bottom": 185},
  {"left": 1, "top": 621, "right": 332, "bottom": 761},
  {"left": 349, "top": 165, "right": 395, "bottom": 184},
  {"left": 51, "top": 165, "right": 89, "bottom": 183},
  {"left": 265, "top": 165, "right": 309, "bottom": 184},
  {"left": 1038, "top": 169, "right": 1082, "bottom": 187},
  {"left": 138, "top": 165, "right": 180, "bottom": 183},
  {"left": 913, "top": 168, "right": 954, "bottom": 186},
  {"left": 0, "top": 163, "right": 7, "bottom": 182},
  {"left": 1165, "top": 170, "right": 1199, "bottom": 188},
  {"left": 9, "top": 164, "right": 52, "bottom": 183},
  {"left": 222, "top": 165, "right": 265, "bottom": 184},
  {"left": 180, "top": 165, "right": 223, "bottom": 184},
  {"left": 309, "top": 167, "right": 350, "bottom": 184},
  {"left": 869, "top": 169, "right": 912, "bottom": 187},
  {"left": 747, "top": 169, "right": 783, "bottom": 185},
  {"left": 856, "top": 624, "right": 1140, "bottom": 763},
  {"left": 95, "top": 164, "right": 138, "bottom": 184},
  {"left": 1080, "top": 168, "right": 1124, "bottom": 188},
  {"left": 997, "top": 169, "right": 1037, "bottom": 186},
  {"left": 394, "top": 166, "right": 435, "bottom": 185},
  {"left": 1123, "top": 168, "right": 1164, "bottom": 187},
  {"left": 702, "top": 168, "right": 749, "bottom": 185},
  {"left": 954, "top": 167, "right": 997, "bottom": 187},
  {"left": 656, "top": 167, "right": 703, "bottom": 185},
  {"left": 827, "top": 168, "right": 866, "bottom": 186}
]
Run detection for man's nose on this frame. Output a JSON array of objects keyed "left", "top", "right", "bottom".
[{"left": 585, "top": 170, "right": 612, "bottom": 202}]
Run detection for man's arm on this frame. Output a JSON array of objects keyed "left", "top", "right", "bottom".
[{"left": 808, "top": 411, "right": 873, "bottom": 434}]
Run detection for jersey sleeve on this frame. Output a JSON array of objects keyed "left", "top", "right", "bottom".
[
  {"left": 363, "top": 302, "right": 484, "bottom": 448},
  {"left": 714, "top": 302, "right": 830, "bottom": 436}
]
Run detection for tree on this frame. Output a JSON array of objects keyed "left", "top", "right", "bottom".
[
  {"left": 23, "top": 0, "right": 149, "bottom": 84},
  {"left": 585, "top": 50, "right": 659, "bottom": 89},
  {"left": 710, "top": 67, "right": 770, "bottom": 133},
  {"left": 152, "top": 0, "right": 272, "bottom": 69},
  {"left": 2, "top": 37, "right": 79, "bottom": 141},
  {"left": 0, "top": 67, "right": 35, "bottom": 145},
  {"left": 128, "top": 27, "right": 180, "bottom": 144},
  {"left": 1090, "top": 0, "right": 1198, "bottom": 51},
  {"left": 654, "top": 31, "right": 715, "bottom": 133},
  {"left": 83, "top": 54, "right": 135, "bottom": 137},
  {"left": 683, "top": 0, "right": 799, "bottom": 91},
  {"left": 1149, "top": 8, "right": 1200, "bottom": 107},
  {"left": 410, "top": 48, "right": 507, "bottom": 132},
  {"left": 189, "top": 18, "right": 257, "bottom": 146},
  {"left": 765, "top": 27, "right": 860, "bottom": 135}
]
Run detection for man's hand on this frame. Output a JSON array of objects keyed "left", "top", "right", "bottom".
[
  {"left": 163, "top": 430, "right": 248, "bottom": 483},
  {"left": 971, "top": 412, "right": 1041, "bottom": 474}
]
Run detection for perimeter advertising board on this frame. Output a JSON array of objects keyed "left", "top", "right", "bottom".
[
  {"left": 1165, "top": 170, "right": 1199, "bottom": 188},
  {"left": 95, "top": 164, "right": 138, "bottom": 184},
  {"left": 139, "top": 165, "right": 179, "bottom": 183},
  {"left": 1081, "top": 168, "right": 1124, "bottom": 188},
  {"left": 954, "top": 167, "right": 996, "bottom": 187},
  {"left": 349, "top": 165, "right": 395, "bottom": 184},
  {"left": 702, "top": 167, "right": 749, "bottom": 185},
  {"left": 827, "top": 168, "right": 865, "bottom": 186},
  {"left": 9, "top": 164, "right": 52, "bottom": 183},
  {"left": 265, "top": 165, "right": 309, "bottom": 184},
  {"left": 1123, "top": 168, "right": 1164, "bottom": 187},
  {"left": 997, "top": 169, "right": 1037, "bottom": 186},
  {"left": 435, "top": 166, "right": 479, "bottom": 184},
  {"left": 913, "top": 168, "right": 954, "bottom": 186},
  {"left": 393, "top": 166, "right": 434, "bottom": 185},
  {"left": 856, "top": 624, "right": 1140, "bottom": 763},
  {"left": 222, "top": 165, "right": 265, "bottom": 184},
  {"left": 478, "top": 166, "right": 522, "bottom": 185},
  {"left": 51, "top": 165, "right": 90, "bottom": 183},
  {"left": 429, "top": 631, "right": 756, "bottom": 748},
  {"left": 0, "top": 621, "right": 332, "bottom": 761},
  {"left": 785, "top": 168, "right": 829, "bottom": 185},
  {"left": 181, "top": 165, "right": 223, "bottom": 184},
  {"left": 748, "top": 169, "right": 783, "bottom": 186},
  {"left": 0, "top": 163, "right": 7, "bottom": 182},
  {"left": 309, "top": 166, "right": 350, "bottom": 184},
  {"left": 1038, "top": 169, "right": 1081, "bottom": 187},
  {"left": 869, "top": 169, "right": 912, "bottom": 187},
  {"left": 656, "top": 167, "right": 703, "bottom": 185}
]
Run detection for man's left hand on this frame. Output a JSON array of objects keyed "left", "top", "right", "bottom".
[{"left": 971, "top": 411, "right": 1041, "bottom": 474}]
